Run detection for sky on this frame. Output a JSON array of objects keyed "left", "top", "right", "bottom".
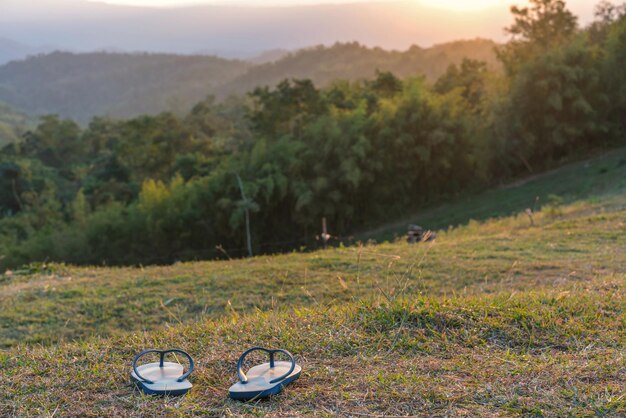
[
  {"left": 95, "top": 0, "right": 527, "bottom": 9},
  {"left": 96, "top": 0, "right": 394, "bottom": 5},
  {"left": 2, "top": 0, "right": 597, "bottom": 19},
  {"left": 0, "top": 0, "right": 599, "bottom": 59},
  {"left": 87, "top": 0, "right": 597, "bottom": 16}
]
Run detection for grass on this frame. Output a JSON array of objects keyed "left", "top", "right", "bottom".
[
  {"left": 357, "top": 147, "right": 626, "bottom": 241},
  {"left": 0, "top": 149, "right": 625, "bottom": 416},
  {"left": 1, "top": 279, "right": 625, "bottom": 416}
]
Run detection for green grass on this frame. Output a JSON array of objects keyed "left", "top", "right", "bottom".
[
  {"left": 0, "top": 149, "right": 625, "bottom": 416},
  {"left": 358, "top": 147, "right": 626, "bottom": 241}
]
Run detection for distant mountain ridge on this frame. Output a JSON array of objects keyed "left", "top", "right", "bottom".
[
  {"left": 0, "top": 0, "right": 516, "bottom": 60},
  {"left": 0, "top": 39, "right": 499, "bottom": 123},
  {"left": 0, "top": 52, "right": 251, "bottom": 123},
  {"left": 0, "top": 38, "right": 56, "bottom": 66},
  {"left": 216, "top": 39, "right": 499, "bottom": 98}
]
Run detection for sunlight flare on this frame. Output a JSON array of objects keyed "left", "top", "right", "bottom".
[{"left": 418, "top": 0, "right": 505, "bottom": 11}]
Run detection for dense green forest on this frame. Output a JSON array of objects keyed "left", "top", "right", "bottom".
[
  {"left": 0, "top": 52, "right": 252, "bottom": 123},
  {"left": 0, "top": 0, "right": 625, "bottom": 269},
  {"left": 0, "top": 103, "right": 32, "bottom": 146},
  {"left": 0, "top": 40, "right": 497, "bottom": 123}
]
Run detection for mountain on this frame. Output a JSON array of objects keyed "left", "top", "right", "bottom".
[
  {"left": 0, "top": 52, "right": 251, "bottom": 123},
  {"left": 0, "top": 39, "right": 499, "bottom": 123},
  {"left": 216, "top": 39, "right": 499, "bottom": 98},
  {"left": 247, "top": 49, "right": 291, "bottom": 65},
  {"left": 0, "top": 38, "right": 55, "bottom": 66},
  {"left": 0, "top": 39, "right": 496, "bottom": 122}
]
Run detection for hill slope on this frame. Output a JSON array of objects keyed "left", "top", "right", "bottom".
[
  {"left": 0, "top": 40, "right": 498, "bottom": 122},
  {"left": 215, "top": 39, "right": 499, "bottom": 97},
  {"left": 1, "top": 148, "right": 625, "bottom": 348},
  {"left": 1, "top": 181, "right": 624, "bottom": 416},
  {"left": 0, "top": 52, "right": 251, "bottom": 123},
  {"left": 1, "top": 149, "right": 624, "bottom": 416},
  {"left": 358, "top": 148, "right": 626, "bottom": 241}
]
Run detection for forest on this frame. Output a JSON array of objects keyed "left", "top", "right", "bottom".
[
  {"left": 0, "top": 39, "right": 497, "bottom": 123},
  {"left": 0, "top": 0, "right": 624, "bottom": 269},
  {"left": 0, "top": 103, "right": 31, "bottom": 146}
]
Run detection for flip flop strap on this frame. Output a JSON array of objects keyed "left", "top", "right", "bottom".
[
  {"left": 132, "top": 348, "right": 194, "bottom": 384},
  {"left": 236, "top": 347, "right": 296, "bottom": 384}
]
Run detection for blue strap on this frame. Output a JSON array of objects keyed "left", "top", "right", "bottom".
[
  {"left": 132, "top": 349, "right": 194, "bottom": 384},
  {"left": 236, "top": 347, "right": 296, "bottom": 385}
]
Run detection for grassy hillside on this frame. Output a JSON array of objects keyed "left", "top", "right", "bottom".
[
  {"left": 1, "top": 150, "right": 624, "bottom": 416},
  {"left": 358, "top": 148, "right": 626, "bottom": 241},
  {"left": 0, "top": 40, "right": 498, "bottom": 123},
  {"left": 1, "top": 148, "right": 625, "bottom": 348},
  {"left": 1, "top": 191, "right": 624, "bottom": 416}
]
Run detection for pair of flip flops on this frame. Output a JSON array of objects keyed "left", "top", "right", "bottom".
[{"left": 131, "top": 346, "right": 301, "bottom": 401}]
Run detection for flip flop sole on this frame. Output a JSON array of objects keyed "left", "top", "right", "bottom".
[
  {"left": 229, "top": 361, "right": 301, "bottom": 401},
  {"left": 228, "top": 370, "right": 301, "bottom": 401},
  {"left": 134, "top": 380, "right": 193, "bottom": 396},
  {"left": 131, "top": 362, "right": 193, "bottom": 396}
]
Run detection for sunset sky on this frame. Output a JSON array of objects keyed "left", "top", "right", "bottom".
[
  {"left": 92, "top": 0, "right": 592, "bottom": 14},
  {"left": 0, "top": 0, "right": 599, "bottom": 57}
]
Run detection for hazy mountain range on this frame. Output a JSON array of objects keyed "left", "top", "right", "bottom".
[
  {"left": 0, "top": 38, "right": 56, "bottom": 67},
  {"left": 0, "top": 39, "right": 498, "bottom": 123},
  {"left": 0, "top": 0, "right": 597, "bottom": 64}
]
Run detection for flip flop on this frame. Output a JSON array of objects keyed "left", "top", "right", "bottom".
[
  {"left": 131, "top": 348, "right": 194, "bottom": 396},
  {"left": 228, "top": 347, "right": 301, "bottom": 401}
]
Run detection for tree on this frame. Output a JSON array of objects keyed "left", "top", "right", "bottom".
[
  {"left": 18, "top": 115, "right": 83, "bottom": 169},
  {"left": 434, "top": 59, "right": 489, "bottom": 109},
  {"left": 369, "top": 71, "right": 403, "bottom": 98},
  {"left": 594, "top": 1, "right": 626, "bottom": 24},
  {"left": 0, "top": 162, "right": 23, "bottom": 215},
  {"left": 588, "top": 1, "right": 626, "bottom": 44},
  {"left": 497, "top": 40, "right": 602, "bottom": 171},
  {"left": 600, "top": 12, "right": 626, "bottom": 139},
  {"left": 498, "top": 0, "right": 578, "bottom": 74},
  {"left": 248, "top": 79, "right": 327, "bottom": 139},
  {"left": 234, "top": 173, "right": 257, "bottom": 257}
]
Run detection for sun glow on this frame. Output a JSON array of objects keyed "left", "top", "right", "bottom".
[
  {"left": 92, "top": 0, "right": 507, "bottom": 8},
  {"left": 418, "top": 0, "right": 505, "bottom": 12}
]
